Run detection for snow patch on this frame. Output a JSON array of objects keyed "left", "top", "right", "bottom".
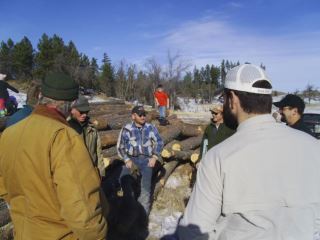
[
  {"left": 165, "top": 175, "right": 184, "bottom": 189},
  {"left": 161, "top": 212, "right": 182, "bottom": 236}
]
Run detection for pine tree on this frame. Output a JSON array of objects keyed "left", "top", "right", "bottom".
[
  {"left": 210, "top": 64, "right": 220, "bottom": 88},
  {"left": 12, "top": 36, "right": 34, "bottom": 80},
  {"left": 100, "top": 53, "right": 115, "bottom": 97},
  {"left": 0, "top": 38, "right": 15, "bottom": 79},
  {"left": 89, "top": 58, "right": 99, "bottom": 90},
  {"left": 34, "top": 33, "right": 54, "bottom": 79},
  {"left": 220, "top": 60, "right": 226, "bottom": 87},
  {"left": 64, "top": 41, "right": 80, "bottom": 76}
]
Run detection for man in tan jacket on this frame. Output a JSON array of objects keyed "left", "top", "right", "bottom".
[
  {"left": 178, "top": 64, "right": 320, "bottom": 240},
  {"left": 0, "top": 72, "right": 107, "bottom": 240}
]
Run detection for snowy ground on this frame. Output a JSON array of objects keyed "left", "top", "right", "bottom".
[
  {"left": 176, "top": 95, "right": 320, "bottom": 124},
  {"left": 148, "top": 165, "right": 192, "bottom": 240}
]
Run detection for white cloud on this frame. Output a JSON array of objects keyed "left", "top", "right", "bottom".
[
  {"left": 227, "top": 2, "right": 243, "bottom": 8},
  {"left": 160, "top": 18, "right": 320, "bottom": 92},
  {"left": 92, "top": 46, "right": 103, "bottom": 51}
]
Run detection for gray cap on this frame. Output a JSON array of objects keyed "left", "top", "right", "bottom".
[{"left": 72, "top": 95, "right": 90, "bottom": 112}]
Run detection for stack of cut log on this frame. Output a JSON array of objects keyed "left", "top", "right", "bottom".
[{"left": 0, "top": 100, "right": 206, "bottom": 232}]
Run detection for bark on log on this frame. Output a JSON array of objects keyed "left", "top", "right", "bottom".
[
  {"left": 91, "top": 113, "right": 130, "bottom": 130},
  {"left": 170, "top": 120, "right": 205, "bottom": 137},
  {"left": 153, "top": 160, "right": 179, "bottom": 199},
  {"left": 107, "top": 117, "right": 131, "bottom": 130},
  {"left": 172, "top": 136, "right": 202, "bottom": 151},
  {"left": 90, "top": 98, "right": 126, "bottom": 106},
  {"left": 171, "top": 149, "right": 194, "bottom": 161},
  {"left": 159, "top": 124, "right": 182, "bottom": 145},
  {"left": 146, "top": 110, "right": 159, "bottom": 122},
  {"left": 102, "top": 146, "right": 118, "bottom": 157},
  {"left": 99, "top": 130, "right": 121, "bottom": 147},
  {"left": 180, "top": 123, "right": 205, "bottom": 137},
  {"left": 90, "top": 107, "right": 131, "bottom": 117},
  {"left": 161, "top": 140, "right": 180, "bottom": 158}
]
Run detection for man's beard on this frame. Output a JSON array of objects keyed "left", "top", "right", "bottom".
[
  {"left": 280, "top": 113, "right": 287, "bottom": 123},
  {"left": 222, "top": 98, "right": 238, "bottom": 130}
]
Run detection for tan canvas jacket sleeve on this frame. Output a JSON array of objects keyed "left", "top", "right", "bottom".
[{"left": 51, "top": 129, "right": 107, "bottom": 240}]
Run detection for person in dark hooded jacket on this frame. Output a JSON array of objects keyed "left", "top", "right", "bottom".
[{"left": 0, "top": 73, "right": 19, "bottom": 117}]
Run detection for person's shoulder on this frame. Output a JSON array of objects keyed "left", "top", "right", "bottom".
[
  {"left": 122, "top": 122, "right": 134, "bottom": 131},
  {"left": 145, "top": 122, "right": 158, "bottom": 129}
]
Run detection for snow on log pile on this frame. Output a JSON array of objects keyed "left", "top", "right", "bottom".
[{"left": 0, "top": 99, "right": 207, "bottom": 240}]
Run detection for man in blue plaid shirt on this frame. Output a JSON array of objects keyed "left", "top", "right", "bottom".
[{"left": 117, "top": 105, "right": 164, "bottom": 214}]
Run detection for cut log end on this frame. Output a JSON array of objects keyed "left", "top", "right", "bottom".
[
  {"left": 161, "top": 149, "right": 172, "bottom": 158},
  {"left": 190, "top": 153, "right": 200, "bottom": 163},
  {"left": 171, "top": 143, "right": 181, "bottom": 151}
]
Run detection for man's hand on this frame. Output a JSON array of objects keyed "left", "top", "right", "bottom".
[
  {"left": 148, "top": 157, "right": 157, "bottom": 168},
  {"left": 125, "top": 160, "right": 133, "bottom": 169}
]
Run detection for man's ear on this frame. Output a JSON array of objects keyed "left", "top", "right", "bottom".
[{"left": 229, "top": 91, "right": 239, "bottom": 110}]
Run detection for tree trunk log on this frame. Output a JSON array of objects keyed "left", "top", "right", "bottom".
[
  {"left": 102, "top": 146, "right": 118, "bottom": 157},
  {"left": 90, "top": 107, "right": 131, "bottom": 117},
  {"left": 99, "top": 130, "right": 121, "bottom": 147},
  {"left": 179, "top": 123, "right": 205, "bottom": 137},
  {"left": 171, "top": 149, "right": 194, "bottom": 161},
  {"left": 146, "top": 110, "right": 159, "bottom": 122},
  {"left": 172, "top": 136, "right": 202, "bottom": 151},
  {"left": 153, "top": 160, "right": 179, "bottom": 200},
  {"left": 190, "top": 148, "right": 201, "bottom": 163},
  {"left": 161, "top": 140, "right": 180, "bottom": 158},
  {"left": 159, "top": 125, "right": 182, "bottom": 145}
]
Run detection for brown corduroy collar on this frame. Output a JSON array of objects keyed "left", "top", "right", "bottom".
[{"left": 33, "top": 105, "right": 69, "bottom": 126}]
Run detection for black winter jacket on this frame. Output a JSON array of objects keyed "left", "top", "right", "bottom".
[{"left": 0, "top": 81, "right": 19, "bottom": 99}]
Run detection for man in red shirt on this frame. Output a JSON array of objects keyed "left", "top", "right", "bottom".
[{"left": 154, "top": 84, "right": 169, "bottom": 124}]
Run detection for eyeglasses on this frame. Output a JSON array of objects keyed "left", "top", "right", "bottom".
[
  {"left": 138, "top": 114, "right": 146, "bottom": 117},
  {"left": 212, "top": 112, "right": 221, "bottom": 115},
  {"left": 79, "top": 111, "right": 89, "bottom": 115}
]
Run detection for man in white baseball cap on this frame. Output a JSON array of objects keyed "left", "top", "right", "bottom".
[{"left": 178, "top": 64, "right": 320, "bottom": 240}]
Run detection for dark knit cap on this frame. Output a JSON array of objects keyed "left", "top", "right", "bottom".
[
  {"left": 42, "top": 72, "right": 79, "bottom": 101},
  {"left": 72, "top": 95, "right": 90, "bottom": 112}
]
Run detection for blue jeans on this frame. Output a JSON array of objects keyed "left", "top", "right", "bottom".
[
  {"left": 159, "top": 106, "right": 166, "bottom": 119},
  {"left": 120, "top": 156, "right": 153, "bottom": 214}
]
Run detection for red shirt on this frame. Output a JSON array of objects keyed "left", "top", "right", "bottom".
[{"left": 154, "top": 91, "right": 169, "bottom": 106}]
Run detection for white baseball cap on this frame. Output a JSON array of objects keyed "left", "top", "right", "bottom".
[{"left": 224, "top": 64, "right": 272, "bottom": 94}]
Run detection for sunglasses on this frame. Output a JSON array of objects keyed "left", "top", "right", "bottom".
[
  {"left": 80, "top": 111, "right": 89, "bottom": 115},
  {"left": 138, "top": 113, "right": 146, "bottom": 117}
]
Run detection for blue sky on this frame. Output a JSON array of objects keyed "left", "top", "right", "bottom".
[{"left": 1, "top": 0, "right": 320, "bottom": 92}]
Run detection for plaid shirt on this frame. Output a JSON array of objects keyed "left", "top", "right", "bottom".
[{"left": 117, "top": 122, "right": 164, "bottom": 161}]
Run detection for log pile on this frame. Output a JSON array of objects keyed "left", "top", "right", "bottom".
[{"left": 0, "top": 100, "right": 205, "bottom": 191}]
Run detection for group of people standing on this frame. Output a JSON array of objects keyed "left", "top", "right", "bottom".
[{"left": 0, "top": 63, "right": 319, "bottom": 240}]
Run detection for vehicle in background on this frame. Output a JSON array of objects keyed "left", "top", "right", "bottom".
[
  {"left": 302, "top": 113, "right": 320, "bottom": 139},
  {"left": 79, "top": 86, "right": 95, "bottom": 96}
]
